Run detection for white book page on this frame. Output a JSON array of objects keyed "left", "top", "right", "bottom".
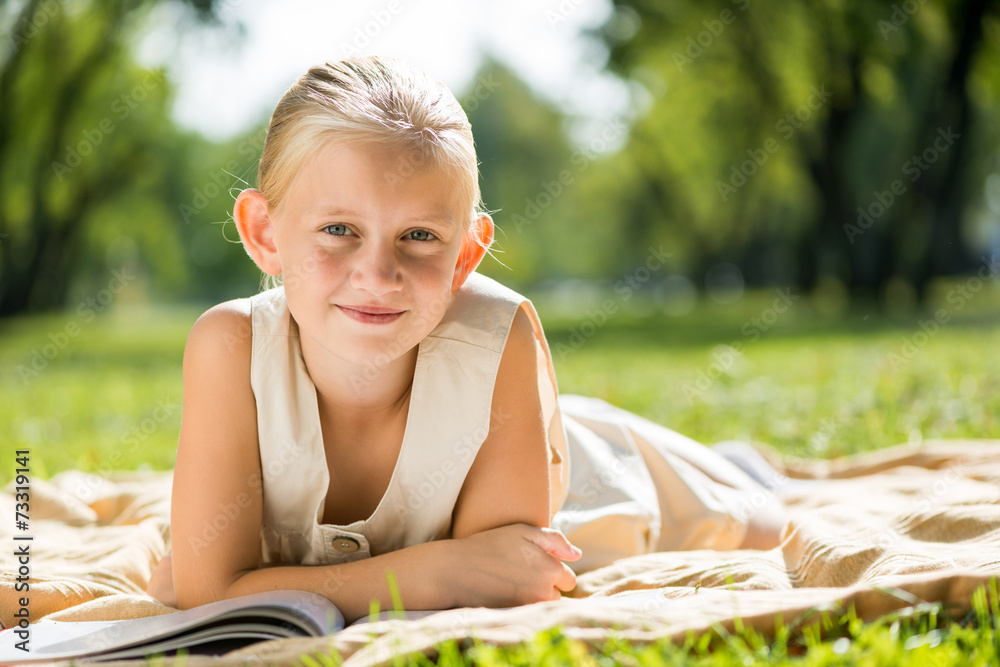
[{"left": 0, "top": 590, "right": 343, "bottom": 663}]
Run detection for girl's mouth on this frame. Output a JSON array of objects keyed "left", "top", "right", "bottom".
[{"left": 337, "top": 305, "right": 405, "bottom": 324}]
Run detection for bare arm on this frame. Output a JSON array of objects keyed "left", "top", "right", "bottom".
[
  {"left": 448, "top": 307, "right": 581, "bottom": 598},
  {"left": 169, "top": 302, "right": 576, "bottom": 622},
  {"left": 169, "top": 302, "right": 456, "bottom": 622},
  {"left": 451, "top": 307, "right": 553, "bottom": 536},
  {"left": 169, "top": 300, "right": 262, "bottom": 610}
]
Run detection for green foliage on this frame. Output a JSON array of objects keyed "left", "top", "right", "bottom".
[
  {"left": 463, "top": 59, "right": 581, "bottom": 287},
  {"left": 300, "top": 580, "right": 1000, "bottom": 665},
  {"left": 0, "top": 0, "right": 261, "bottom": 316},
  {"left": 5, "top": 2, "right": 997, "bottom": 316},
  {"left": 168, "top": 124, "right": 274, "bottom": 302},
  {"left": 580, "top": 0, "right": 1000, "bottom": 296}
]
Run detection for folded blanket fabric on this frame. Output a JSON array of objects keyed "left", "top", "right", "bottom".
[{"left": 2, "top": 440, "right": 999, "bottom": 667}]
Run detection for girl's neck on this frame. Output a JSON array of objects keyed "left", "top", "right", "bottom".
[{"left": 299, "top": 336, "right": 418, "bottom": 424}]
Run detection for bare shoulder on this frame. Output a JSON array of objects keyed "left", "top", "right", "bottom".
[
  {"left": 177, "top": 296, "right": 258, "bottom": 457},
  {"left": 178, "top": 297, "right": 257, "bottom": 443},
  {"left": 184, "top": 298, "right": 253, "bottom": 362},
  {"left": 500, "top": 305, "right": 539, "bottom": 367},
  {"left": 490, "top": 305, "right": 542, "bottom": 408}
]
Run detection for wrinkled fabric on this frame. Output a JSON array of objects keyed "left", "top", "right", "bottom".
[{"left": 2, "top": 441, "right": 1000, "bottom": 666}]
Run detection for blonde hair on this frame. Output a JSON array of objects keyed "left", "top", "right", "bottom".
[
  {"left": 251, "top": 57, "right": 490, "bottom": 292},
  {"left": 257, "top": 56, "right": 483, "bottom": 222}
]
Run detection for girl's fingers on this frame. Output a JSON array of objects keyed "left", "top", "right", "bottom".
[
  {"left": 536, "top": 527, "right": 583, "bottom": 561},
  {"left": 555, "top": 561, "right": 578, "bottom": 593}
]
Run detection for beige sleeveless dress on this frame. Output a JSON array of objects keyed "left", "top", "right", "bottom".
[{"left": 250, "top": 272, "right": 750, "bottom": 575}]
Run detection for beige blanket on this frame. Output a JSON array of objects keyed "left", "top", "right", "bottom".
[{"left": 2, "top": 441, "right": 999, "bottom": 666}]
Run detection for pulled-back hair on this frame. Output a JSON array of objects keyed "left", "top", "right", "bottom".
[{"left": 257, "top": 56, "right": 483, "bottom": 223}]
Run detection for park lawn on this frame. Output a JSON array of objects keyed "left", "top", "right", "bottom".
[
  {"left": 1, "top": 303, "right": 195, "bottom": 479},
  {"left": 1, "top": 281, "right": 999, "bottom": 665},
  {"left": 546, "top": 292, "right": 1000, "bottom": 459}
]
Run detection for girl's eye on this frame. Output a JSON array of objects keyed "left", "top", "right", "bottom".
[
  {"left": 323, "top": 224, "right": 353, "bottom": 236},
  {"left": 406, "top": 229, "right": 436, "bottom": 242}
]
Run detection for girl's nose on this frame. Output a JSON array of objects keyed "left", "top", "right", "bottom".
[{"left": 349, "top": 242, "right": 403, "bottom": 296}]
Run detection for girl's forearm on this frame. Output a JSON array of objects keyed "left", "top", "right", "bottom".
[{"left": 221, "top": 539, "right": 456, "bottom": 624}]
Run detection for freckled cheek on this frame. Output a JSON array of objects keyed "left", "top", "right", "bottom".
[
  {"left": 399, "top": 257, "right": 456, "bottom": 303},
  {"left": 282, "top": 255, "right": 346, "bottom": 289},
  {"left": 396, "top": 251, "right": 455, "bottom": 279}
]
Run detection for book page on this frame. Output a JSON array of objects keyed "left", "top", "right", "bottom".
[{"left": 0, "top": 591, "right": 343, "bottom": 663}]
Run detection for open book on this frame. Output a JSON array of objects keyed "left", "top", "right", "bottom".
[{"left": 0, "top": 590, "right": 440, "bottom": 663}]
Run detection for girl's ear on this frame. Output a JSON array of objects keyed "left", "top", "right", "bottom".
[
  {"left": 234, "top": 189, "right": 282, "bottom": 276},
  {"left": 452, "top": 213, "right": 494, "bottom": 292}
]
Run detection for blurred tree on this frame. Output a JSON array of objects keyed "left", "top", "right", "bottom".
[
  {"left": 465, "top": 59, "right": 658, "bottom": 287},
  {"left": 169, "top": 122, "right": 273, "bottom": 303},
  {"left": 592, "top": 0, "right": 1000, "bottom": 302},
  {"left": 462, "top": 58, "right": 577, "bottom": 287},
  {"left": 0, "top": 0, "right": 228, "bottom": 316}
]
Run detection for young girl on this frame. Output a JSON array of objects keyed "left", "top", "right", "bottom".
[{"left": 147, "top": 56, "right": 786, "bottom": 624}]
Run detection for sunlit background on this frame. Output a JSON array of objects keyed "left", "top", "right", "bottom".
[
  {"left": 2, "top": 0, "right": 999, "bottom": 316},
  {"left": 3, "top": 0, "right": 1000, "bottom": 476}
]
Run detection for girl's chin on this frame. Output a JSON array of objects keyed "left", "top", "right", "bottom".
[{"left": 337, "top": 341, "right": 420, "bottom": 367}]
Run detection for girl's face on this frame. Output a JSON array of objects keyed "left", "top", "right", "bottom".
[{"left": 270, "top": 140, "right": 469, "bottom": 371}]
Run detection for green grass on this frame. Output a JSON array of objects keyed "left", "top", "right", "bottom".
[
  {"left": 300, "top": 580, "right": 1000, "bottom": 666},
  {"left": 540, "top": 281, "right": 1000, "bottom": 459},
  {"left": 2, "top": 278, "right": 999, "bottom": 665},
  {"left": 0, "top": 303, "right": 198, "bottom": 479}
]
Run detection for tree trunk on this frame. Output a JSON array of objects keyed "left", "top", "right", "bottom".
[{"left": 898, "top": 0, "right": 993, "bottom": 302}]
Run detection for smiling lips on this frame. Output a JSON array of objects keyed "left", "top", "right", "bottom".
[{"left": 337, "top": 304, "right": 405, "bottom": 324}]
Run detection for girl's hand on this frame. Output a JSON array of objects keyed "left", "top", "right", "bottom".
[{"left": 447, "top": 523, "right": 582, "bottom": 608}]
